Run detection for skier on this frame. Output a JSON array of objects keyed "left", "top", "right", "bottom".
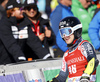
[{"left": 48, "top": 16, "right": 99, "bottom": 82}]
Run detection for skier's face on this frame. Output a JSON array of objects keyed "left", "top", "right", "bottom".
[
  {"left": 79, "top": 0, "right": 92, "bottom": 9},
  {"left": 63, "top": 34, "right": 74, "bottom": 44}
]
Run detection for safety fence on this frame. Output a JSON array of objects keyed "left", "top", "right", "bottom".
[{"left": 0, "top": 54, "right": 100, "bottom": 82}]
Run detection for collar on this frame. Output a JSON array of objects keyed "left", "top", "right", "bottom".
[
  {"left": 18, "top": 16, "right": 32, "bottom": 28},
  {"left": 68, "top": 37, "right": 83, "bottom": 49},
  {"left": 9, "top": 17, "right": 17, "bottom": 25}
]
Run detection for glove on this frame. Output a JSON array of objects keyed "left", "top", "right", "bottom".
[
  {"left": 47, "top": 78, "right": 59, "bottom": 82},
  {"left": 47, "top": 56, "right": 53, "bottom": 59},
  {"left": 80, "top": 73, "right": 90, "bottom": 82},
  {"left": 18, "top": 56, "right": 26, "bottom": 62},
  {"left": 43, "top": 54, "right": 53, "bottom": 59}
]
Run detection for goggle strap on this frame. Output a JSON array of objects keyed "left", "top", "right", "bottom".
[{"left": 73, "top": 24, "right": 82, "bottom": 31}]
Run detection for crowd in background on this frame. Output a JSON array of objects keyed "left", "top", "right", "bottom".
[{"left": 0, "top": 0, "right": 100, "bottom": 65}]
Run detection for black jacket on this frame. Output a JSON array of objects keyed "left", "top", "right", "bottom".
[
  {"left": 0, "top": 16, "right": 52, "bottom": 64},
  {"left": 0, "top": 16, "right": 26, "bottom": 64},
  {"left": 0, "top": 5, "right": 6, "bottom": 20},
  {"left": 17, "top": 15, "right": 56, "bottom": 59}
]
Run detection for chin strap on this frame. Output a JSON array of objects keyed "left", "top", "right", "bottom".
[
  {"left": 67, "top": 39, "right": 77, "bottom": 47},
  {"left": 72, "top": 39, "right": 77, "bottom": 44}
]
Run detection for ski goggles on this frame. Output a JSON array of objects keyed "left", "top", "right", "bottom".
[{"left": 59, "top": 24, "right": 82, "bottom": 38}]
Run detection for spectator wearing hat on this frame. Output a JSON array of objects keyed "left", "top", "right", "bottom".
[
  {"left": 0, "top": 0, "right": 51, "bottom": 64},
  {"left": 45, "top": 0, "right": 52, "bottom": 18},
  {"left": 0, "top": 0, "right": 26, "bottom": 64},
  {"left": 21, "top": 0, "right": 55, "bottom": 59}
]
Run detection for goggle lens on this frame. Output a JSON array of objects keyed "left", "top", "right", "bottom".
[{"left": 59, "top": 28, "right": 73, "bottom": 38}]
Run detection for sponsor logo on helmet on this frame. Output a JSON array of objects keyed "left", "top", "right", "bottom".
[{"left": 59, "top": 21, "right": 66, "bottom": 26}]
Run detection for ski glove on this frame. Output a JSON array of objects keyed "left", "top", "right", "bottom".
[
  {"left": 80, "top": 73, "right": 90, "bottom": 82},
  {"left": 47, "top": 78, "right": 59, "bottom": 82}
]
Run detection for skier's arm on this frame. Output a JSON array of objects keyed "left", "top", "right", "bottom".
[
  {"left": 48, "top": 54, "right": 69, "bottom": 82},
  {"left": 80, "top": 42, "right": 99, "bottom": 82}
]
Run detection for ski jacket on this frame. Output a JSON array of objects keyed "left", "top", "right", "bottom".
[
  {"left": 56, "top": 37, "right": 97, "bottom": 82},
  {"left": 0, "top": 16, "right": 26, "bottom": 64}
]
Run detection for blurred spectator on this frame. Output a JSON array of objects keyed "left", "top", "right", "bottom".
[
  {"left": 21, "top": 0, "right": 55, "bottom": 59},
  {"left": 37, "top": 0, "right": 48, "bottom": 19},
  {"left": 92, "top": 0, "right": 100, "bottom": 18},
  {"left": 0, "top": 0, "right": 52, "bottom": 64},
  {"left": 93, "top": 0, "right": 100, "bottom": 8},
  {"left": 45, "top": 0, "right": 52, "bottom": 18},
  {"left": 88, "top": 10, "right": 100, "bottom": 51},
  {"left": 0, "top": 0, "right": 26, "bottom": 64},
  {"left": 20, "top": 0, "right": 25, "bottom": 4},
  {"left": 71, "top": 0, "right": 97, "bottom": 43},
  {"left": 0, "top": 0, "right": 8, "bottom": 9},
  {"left": 0, "top": 0, "right": 8, "bottom": 19},
  {"left": 50, "top": 0, "right": 73, "bottom": 56},
  {"left": 37, "top": 0, "right": 45, "bottom": 13},
  {"left": 50, "top": 0, "right": 58, "bottom": 11}
]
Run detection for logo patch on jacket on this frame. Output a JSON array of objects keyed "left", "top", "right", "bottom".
[{"left": 11, "top": 26, "right": 28, "bottom": 39}]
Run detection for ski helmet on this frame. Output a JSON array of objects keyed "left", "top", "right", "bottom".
[{"left": 59, "top": 16, "right": 82, "bottom": 40}]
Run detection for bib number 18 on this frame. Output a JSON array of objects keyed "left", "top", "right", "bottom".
[{"left": 68, "top": 64, "right": 77, "bottom": 74}]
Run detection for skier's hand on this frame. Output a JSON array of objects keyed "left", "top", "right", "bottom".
[
  {"left": 47, "top": 78, "right": 59, "bottom": 82},
  {"left": 80, "top": 73, "right": 90, "bottom": 82}
]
